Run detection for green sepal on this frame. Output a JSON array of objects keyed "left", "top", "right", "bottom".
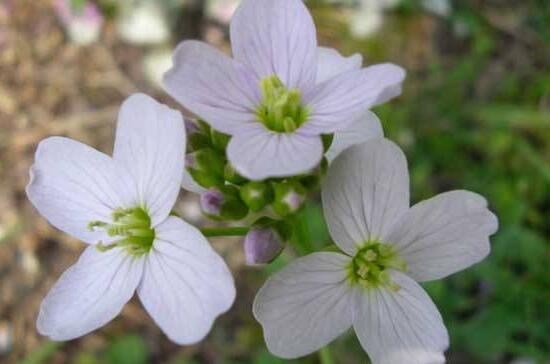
[
  {"left": 188, "top": 133, "right": 211, "bottom": 151},
  {"left": 322, "top": 134, "right": 334, "bottom": 152},
  {"left": 224, "top": 163, "right": 247, "bottom": 185},
  {"left": 210, "top": 129, "right": 231, "bottom": 151},
  {"left": 188, "top": 148, "right": 226, "bottom": 187},
  {"left": 217, "top": 185, "right": 249, "bottom": 221},
  {"left": 251, "top": 217, "right": 292, "bottom": 243},
  {"left": 240, "top": 181, "right": 274, "bottom": 212}
]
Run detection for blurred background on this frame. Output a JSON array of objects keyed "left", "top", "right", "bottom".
[{"left": 0, "top": 0, "right": 549, "bottom": 363}]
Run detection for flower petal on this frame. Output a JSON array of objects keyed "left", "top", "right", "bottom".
[
  {"left": 353, "top": 271, "right": 449, "bottom": 364},
  {"left": 112, "top": 94, "right": 185, "bottom": 226},
  {"left": 163, "top": 40, "right": 259, "bottom": 134},
  {"left": 37, "top": 246, "right": 144, "bottom": 340},
  {"left": 316, "top": 47, "right": 362, "bottom": 84},
  {"left": 230, "top": 0, "right": 317, "bottom": 92},
  {"left": 253, "top": 252, "right": 353, "bottom": 359},
  {"left": 322, "top": 139, "right": 409, "bottom": 255},
  {"left": 138, "top": 217, "right": 235, "bottom": 345},
  {"left": 325, "top": 111, "right": 384, "bottom": 163},
  {"left": 387, "top": 190, "right": 498, "bottom": 282},
  {"left": 26, "top": 137, "right": 127, "bottom": 244},
  {"left": 181, "top": 168, "right": 206, "bottom": 194},
  {"left": 302, "top": 64, "right": 405, "bottom": 134},
  {"left": 227, "top": 123, "right": 323, "bottom": 180}
]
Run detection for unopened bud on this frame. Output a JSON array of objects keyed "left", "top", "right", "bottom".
[
  {"left": 272, "top": 181, "right": 306, "bottom": 217},
  {"left": 240, "top": 181, "right": 273, "bottom": 212},
  {"left": 200, "top": 186, "right": 248, "bottom": 220},
  {"left": 187, "top": 148, "right": 226, "bottom": 188},
  {"left": 244, "top": 227, "right": 284, "bottom": 265}
]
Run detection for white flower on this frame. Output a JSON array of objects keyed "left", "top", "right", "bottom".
[
  {"left": 26, "top": 94, "right": 235, "bottom": 344},
  {"left": 253, "top": 138, "right": 498, "bottom": 362},
  {"left": 164, "top": 0, "right": 404, "bottom": 180},
  {"left": 180, "top": 47, "right": 385, "bottom": 193}
]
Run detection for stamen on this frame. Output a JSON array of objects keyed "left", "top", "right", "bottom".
[
  {"left": 89, "top": 207, "right": 155, "bottom": 256},
  {"left": 256, "top": 76, "right": 309, "bottom": 133},
  {"left": 348, "top": 241, "right": 407, "bottom": 291}
]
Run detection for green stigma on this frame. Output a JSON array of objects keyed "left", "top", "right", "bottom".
[
  {"left": 256, "top": 76, "right": 309, "bottom": 133},
  {"left": 88, "top": 207, "right": 155, "bottom": 257},
  {"left": 347, "top": 241, "right": 407, "bottom": 291}
]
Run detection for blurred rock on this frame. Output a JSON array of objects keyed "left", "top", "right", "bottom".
[
  {"left": 0, "top": 321, "right": 13, "bottom": 355},
  {"left": 205, "top": 0, "right": 240, "bottom": 24},
  {"left": 52, "top": 0, "right": 103, "bottom": 45},
  {"left": 117, "top": 1, "right": 170, "bottom": 45},
  {"left": 142, "top": 47, "right": 172, "bottom": 89}
]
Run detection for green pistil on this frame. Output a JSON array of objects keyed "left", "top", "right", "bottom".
[
  {"left": 347, "top": 241, "right": 407, "bottom": 291},
  {"left": 88, "top": 207, "right": 155, "bottom": 257},
  {"left": 256, "top": 76, "right": 309, "bottom": 133}
]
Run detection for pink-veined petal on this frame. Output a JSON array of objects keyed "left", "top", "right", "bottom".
[
  {"left": 26, "top": 137, "right": 128, "bottom": 244},
  {"left": 163, "top": 40, "right": 259, "bottom": 134},
  {"left": 113, "top": 94, "right": 185, "bottom": 226},
  {"left": 37, "top": 246, "right": 144, "bottom": 340},
  {"left": 230, "top": 0, "right": 317, "bottom": 92},
  {"left": 387, "top": 190, "right": 498, "bottom": 282},
  {"left": 353, "top": 271, "right": 449, "bottom": 364},
  {"left": 253, "top": 252, "right": 353, "bottom": 359},
  {"left": 325, "top": 110, "right": 384, "bottom": 163},
  {"left": 316, "top": 46, "right": 362, "bottom": 84},
  {"left": 302, "top": 64, "right": 405, "bottom": 135},
  {"left": 322, "top": 139, "right": 409, "bottom": 255},
  {"left": 138, "top": 217, "right": 235, "bottom": 345},
  {"left": 227, "top": 123, "right": 323, "bottom": 180}
]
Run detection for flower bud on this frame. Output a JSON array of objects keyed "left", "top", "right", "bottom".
[
  {"left": 200, "top": 186, "right": 248, "bottom": 220},
  {"left": 240, "top": 181, "right": 273, "bottom": 212},
  {"left": 187, "top": 148, "right": 226, "bottom": 188},
  {"left": 244, "top": 227, "right": 284, "bottom": 265},
  {"left": 272, "top": 181, "right": 306, "bottom": 217}
]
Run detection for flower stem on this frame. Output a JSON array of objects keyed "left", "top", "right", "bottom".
[
  {"left": 319, "top": 346, "right": 334, "bottom": 364},
  {"left": 200, "top": 227, "right": 249, "bottom": 237}
]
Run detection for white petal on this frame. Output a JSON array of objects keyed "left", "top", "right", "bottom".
[
  {"left": 227, "top": 123, "right": 323, "bottom": 180},
  {"left": 37, "top": 246, "right": 144, "bottom": 340},
  {"left": 316, "top": 47, "right": 362, "bottom": 84},
  {"left": 302, "top": 64, "right": 406, "bottom": 135},
  {"left": 353, "top": 271, "right": 449, "bottom": 364},
  {"left": 230, "top": 0, "right": 317, "bottom": 92},
  {"left": 253, "top": 252, "right": 353, "bottom": 359},
  {"left": 138, "top": 217, "right": 235, "bottom": 345},
  {"left": 181, "top": 168, "right": 206, "bottom": 194},
  {"left": 322, "top": 139, "right": 409, "bottom": 255},
  {"left": 26, "top": 137, "right": 127, "bottom": 244},
  {"left": 163, "top": 40, "right": 259, "bottom": 134},
  {"left": 325, "top": 111, "right": 384, "bottom": 163},
  {"left": 387, "top": 190, "right": 498, "bottom": 282},
  {"left": 113, "top": 94, "right": 185, "bottom": 226}
]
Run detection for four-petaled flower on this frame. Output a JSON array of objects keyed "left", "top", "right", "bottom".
[
  {"left": 26, "top": 94, "right": 235, "bottom": 344},
  {"left": 253, "top": 138, "right": 498, "bottom": 363},
  {"left": 164, "top": 0, "right": 405, "bottom": 180}
]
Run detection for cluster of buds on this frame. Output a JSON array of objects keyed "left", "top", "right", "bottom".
[{"left": 185, "top": 119, "right": 329, "bottom": 263}]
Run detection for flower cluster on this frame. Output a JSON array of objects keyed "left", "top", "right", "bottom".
[{"left": 27, "top": 0, "right": 498, "bottom": 363}]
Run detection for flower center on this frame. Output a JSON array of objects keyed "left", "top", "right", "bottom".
[
  {"left": 348, "top": 241, "right": 407, "bottom": 291},
  {"left": 256, "top": 76, "right": 309, "bottom": 133},
  {"left": 88, "top": 207, "right": 155, "bottom": 257}
]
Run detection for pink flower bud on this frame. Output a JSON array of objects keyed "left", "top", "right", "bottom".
[
  {"left": 200, "top": 188, "right": 224, "bottom": 216},
  {"left": 244, "top": 228, "right": 284, "bottom": 265}
]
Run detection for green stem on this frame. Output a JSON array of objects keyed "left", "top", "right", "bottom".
[
  {"left": 319, "top": 346, "right": 335, "bottom": 364},
  {"left": 200, "top": 227, "right": 249, "bottom": 237}
]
